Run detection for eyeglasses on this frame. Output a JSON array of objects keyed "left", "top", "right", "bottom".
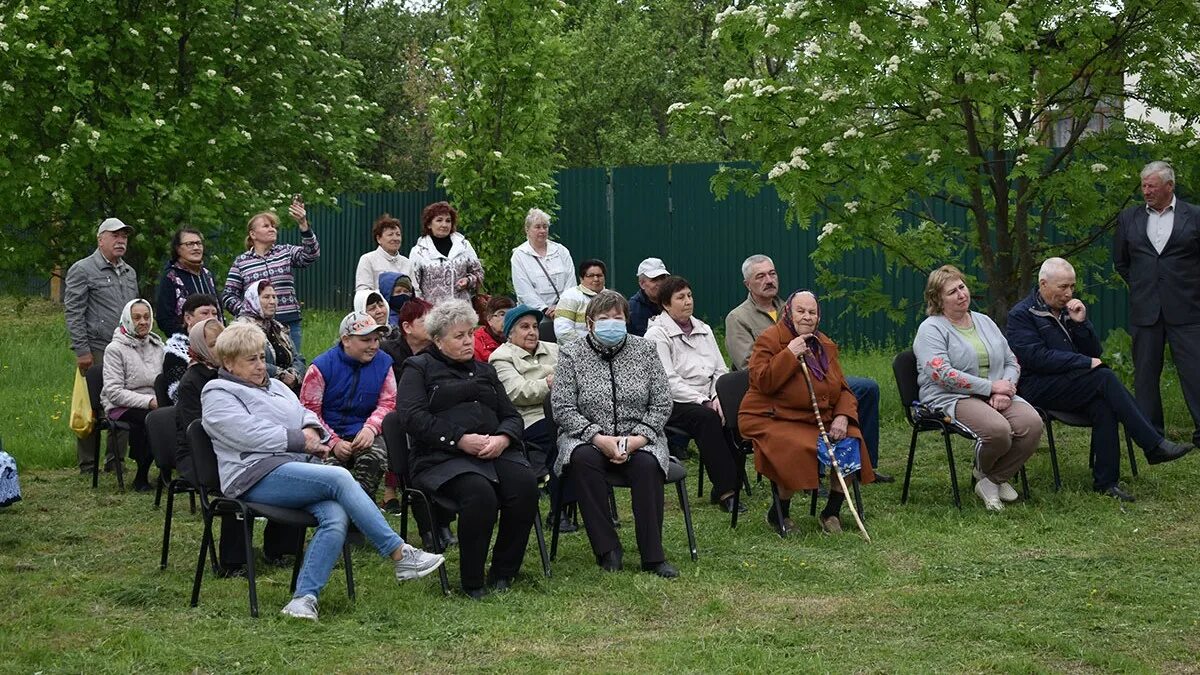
[
  {"left": 584, "top": 273, "right": 605, "bottom": 279},
  {"left": 179, "top": 241, "right": 204, "bottom": 248}
]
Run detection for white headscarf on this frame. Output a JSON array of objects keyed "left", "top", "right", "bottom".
[{"left": 118, "top": 298, "right": 154, "bottom": 339}]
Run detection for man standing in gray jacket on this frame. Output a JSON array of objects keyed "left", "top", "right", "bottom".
[{"left": 64, "top": 218, "right": 139, "bottom": 472}]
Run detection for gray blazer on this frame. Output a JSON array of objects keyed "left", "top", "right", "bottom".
[
  {"left": 913, "top": 312, "right": 1022, "bottom": 420},
  {"left": 1114, "top": 198, "right": 1200, "bottom": 326}
]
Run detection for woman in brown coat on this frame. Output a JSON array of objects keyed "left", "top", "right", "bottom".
[{"left": 740, "top": 290, "right": 875, "bottom": 535}]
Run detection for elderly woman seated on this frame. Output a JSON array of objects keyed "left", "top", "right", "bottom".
[
  {"left": 395, "top": 300, "right": 539, "bottom": 600},
  {"left": 238, "top": 280, "right": 300, "bottom": 392},
  {"left": 739, "top": 291, "right": 875, "bottom": 535},
  {"left": 551, "top": 290, "right": 678, "bottom": 578},
  {"left": 201, "top": 322, "right": 444, "bottom": 620},
  {"left": 102, "top": 298, "right": 164, "bottom": 492},
  {"left": 914, "top": 264, "right": 1041, "bottom": 511},
  {"left": 644, "top": 275, "right": 743, "bottom": 513}
]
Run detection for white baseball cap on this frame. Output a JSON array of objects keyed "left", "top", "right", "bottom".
[
  {"left": 97, "top": 217, "right": 133, "bottom": 235},
  {"left": 339, "top": 312, "right": 388, "bottom": 337},
  {"left": 636, "top": 257, "right": 669, "bottom": 279}
]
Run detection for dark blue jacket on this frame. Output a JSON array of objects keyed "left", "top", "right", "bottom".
[
  {"left": 378, "top": 271, "right": 413, "bottom": 326},
  {"left": 1005, "top": 288, "right": 1102, "bottom": 401},
  {"left": 155, "top": 260, "right": 219, "bottom": 336},
  {"left": 627, "top": 289, "right": 661, "bottom": 337},
  {"left": 310, "top": 343, "right": 394, "bottom": 438}
]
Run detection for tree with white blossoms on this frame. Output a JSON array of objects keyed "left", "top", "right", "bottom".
[
  {"left": 430, "top": 0, "right": 568, "bottom": 295},
  {"left": 0, "top": 0, "right": 389, "bottom": 289},
  {"left": 673, "top": 0, "right": 1200, "bottom": 322}
]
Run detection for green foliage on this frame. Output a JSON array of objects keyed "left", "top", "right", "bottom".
[
  {"left": 556, "top": 0, "right": 733, "bottom": 167},
  {"left": 339, "top": 0, "right": 446, "bottom": 191},
  {"left": 0, "top": 0, "right": 390, "bottom": 288},
  {"left": 674, "top": 0, "right": 1200, "bottom": 323},
  {"left": 430, "top": 0, "right": 567, "bottom": 296}
]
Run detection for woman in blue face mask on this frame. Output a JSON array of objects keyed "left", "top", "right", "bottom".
[{"left": 549, "top": 289, "right": 679, "bottom": 578}]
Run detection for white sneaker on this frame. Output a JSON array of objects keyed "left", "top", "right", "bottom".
[
  {"left": 280, "top": 594, "right": 318, "bottom": 620},
  {"left": 974, "top": 478, "right": 1004, "bottom": 511},
  {"left": 394, "top": 544, "right": 445, "bottom": 581},
  {"left": 997, "top": 481, "right": 1019, "bottom": 502}
]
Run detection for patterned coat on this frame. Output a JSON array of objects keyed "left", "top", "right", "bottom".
[
  {"left": 550, "top": 334, "right": 672, "bottom": 477},
  {"left": 408, "top": 233, "right": 484, "bottom": 305}
]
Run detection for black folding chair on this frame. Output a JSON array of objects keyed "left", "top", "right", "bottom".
[
  {"left": 381, "top": 412, "right": 551, "bottom": 594},
  {"left": 147, "top": 407, "right": 197, "bottom": 569},
  {"left": 85, "top": 363, "right": 128, "bottom": 491},
  {"left": 186, "top": 421, "right": 355, "bottom": 618},
  {"left": 544, "top": 403, "right": 698, "bottom": 562},
  {"left": 892, "top": 350, "right": 1030, "bottom": 509},
  {"left": 1034, "top": 407, "right": 1138, "bottom": 491},
  {"left": 153, "top": 372, "right": 171, "bottom": 409},
  {"left": 714, "top": 371, "right": 756, "bottom": 528},
  {"left": 538, "top": 318, "right": 557, "bottom": 343}
]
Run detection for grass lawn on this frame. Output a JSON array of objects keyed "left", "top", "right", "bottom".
[{"left": 2, "top": 296, "right": 1199, "bottom": 673}]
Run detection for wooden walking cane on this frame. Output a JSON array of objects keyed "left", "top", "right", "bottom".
[{"left": 798, "top": 359, "right": 872, "bottom": 543}]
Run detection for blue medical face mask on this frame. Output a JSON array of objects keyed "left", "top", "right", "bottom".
[{"left": 593, "top": 318, "right": 627, "bottom": 347}]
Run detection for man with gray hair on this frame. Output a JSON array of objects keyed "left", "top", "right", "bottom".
[
  {"left": 1007, "top": 257, "right": 1192, "bottom": 501},
  {"left": 64, "top": 217, "right": 139, "bottom": 473},
  {"left": 1114, "top": 160, "right": 1200, "bottom": 447},
  {"left": 724, "top": 254, "right": 891, "bottom": 482}
]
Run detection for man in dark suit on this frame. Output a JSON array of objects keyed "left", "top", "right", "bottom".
[
  {"left": 1114, "top": 160, "right": 1200, "bottom": 446},
  {"left": 1008, "top": 258, "right": 1192, "bottom": 502}
]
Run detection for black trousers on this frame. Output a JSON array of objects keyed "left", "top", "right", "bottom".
[
  {"left": 118, "top": 407, "right": 153, "bottom": 481},
  {"left": 1132, "top": 319, "right": 1200, "bottom": 444},
  {"left": 217, "top": 517, "right": 300, "bottom": 567},
  {"left": 668, "top": 402, "right": 737, "bottom": 497},
  {"left": 570, "top": 445, "right": 665, "bottom": 566},
  {"left": 1025, "top": 367, "right": 1161, "bottom": 489},
  {"left": 439, "top": 461, "right": 538, "bottom": 589}
]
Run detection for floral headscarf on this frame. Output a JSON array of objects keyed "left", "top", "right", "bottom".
[
  {"left": 780, "top": 289, "right": 830, "bottom": 381},
  {"left": 118, "top": 299, "right": 154, "bottom": 339},
  {"left": 241, "top": 280, "right": 271, "bottom": 320}
]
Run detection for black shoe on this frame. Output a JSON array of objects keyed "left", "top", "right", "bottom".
[
  {"left": 132, "top": 479, "right": 154, "bottom": 493},
  {"left": 765, "top": 507, "right": 795, "bottom": 537},
  {"left": 1097, "top": 484, "right": 1136, "bottom": 502},
  {"left": 872, "top": 471, "right": 895, "bottom": 483},
  {"left": 552, "top": 511, "right": 578, "bottom": 533},
  {"left": 641, "top": 561, "right": 679, "bottom": 578},
  {"left": 489, "top": 576, "right": 513, "bottom": 592},
  {"left": 718, "top": 495, "right": 748, "bottom": 514},
  {"left": 597, "top": 548, "right": 623, "bottom": 572},
  {"left": 437, "top": 525, "right": 458, "bottom": 548},
  {"left": 381, "top": 498, "right": 402, "bottom": 515},
  {"left": 463, "top": 586, "right": 488, "bottom": 601},
  {"left": 1146, "top": 439, "right": 1194, "bottom": 465}
]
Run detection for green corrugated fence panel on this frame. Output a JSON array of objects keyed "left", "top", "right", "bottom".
[{"left": 277, "top": 162, "right": 1130, "bottom": 346}]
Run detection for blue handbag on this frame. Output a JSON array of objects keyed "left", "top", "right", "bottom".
[{"left": 817, "top": 436, "right": 862, "bottom": 476}]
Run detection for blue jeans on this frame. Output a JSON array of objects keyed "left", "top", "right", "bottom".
[
  {"left": 242, "top": 461, "right": 404, "bottom": 599},
  {"left": 847, "top": 377, "right": 881, "bottom": 468},
  {"left": 284, "top": 317, "right": 305, "bottom": 370}
]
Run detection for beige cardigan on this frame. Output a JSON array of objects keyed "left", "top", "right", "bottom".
[{"left": 489, "top": 340, "right": 560, "bottom": 427}]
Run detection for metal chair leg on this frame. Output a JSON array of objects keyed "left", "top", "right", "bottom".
[
  {"left": 154, "top": 475, "right": 165, "bottom": 509},
  {"left": 1125, "top": 428, "right": 1138, "bottom": 477},
  {"left": 241, "top": 513, "right": 259, "bottom": 618},
  {"left": 398, "top": 492, "right": 409, "bottom": 541},
  {"left": 696, "top": 459, "right": 705, "bottom": 499},
  {"left": 93, "top": 434, "right": 102, "bottom": 489},
  {"left": 809, "top": 488, "right": 818, "bottom": 517},
  {"left": 730, "top": 456, "right": 747, "bottom": 529},
  {"left": 675, "top": 479, "right": 698, "bottom": 562},
  {"left": 901, "top": 426, "right": 919, "bottom": 504},
  {"left": 415, "top": 496, "right": 450, "bottom": 595},
  {"left": 160, "top": 485, "right": 176, "bottom": 569},
  {"left": 289, "top": 529, "right": 305, "bottom": 593},
  {"left": 190, "top": 512, "right": 213, "bottom": 608},
  {"left": 943, "top": 430, "right": 961, "bottom": 510},
  {"left": 342, "top": 543, "right": 356, "bottom": 600},
  {"left": 549, "top": 468, "right": 566, "bottom": 561},
  {"left": 607, "top": 486, "right": 620, "bottom": 527},
  {"left": 852, "top": 476, "right": 864, "bottom": 521},
  {"left": 1019, "top": 466, "right": 1030, "bottom": 500},
  {"left": 770, "top": 482, "right": 787, "bottom": 539},
  {"left": 533, "top": 508, "right": 551, "bottom": 578},
  {"left": 1045, "top": 419, "right": 1063, "bottom": 491}
]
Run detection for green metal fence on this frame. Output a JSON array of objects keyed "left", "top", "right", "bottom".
[{"left": 282, "top": 162, "right": 1130, "bottom": 348}]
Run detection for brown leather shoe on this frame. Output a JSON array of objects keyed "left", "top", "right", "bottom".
[{"left": 820, "top": 515, "right": 843, "bottom": 534}]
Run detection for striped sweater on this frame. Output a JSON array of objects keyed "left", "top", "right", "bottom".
[{"left": 221, "top": 231, "right": 320, "bottom": 323}]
